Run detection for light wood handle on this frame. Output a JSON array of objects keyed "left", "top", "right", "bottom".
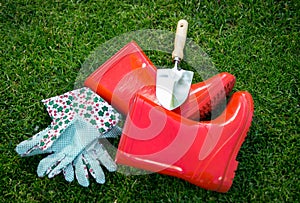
[{"left": 172, "top": 19, "right": 188, "bottom": 60}]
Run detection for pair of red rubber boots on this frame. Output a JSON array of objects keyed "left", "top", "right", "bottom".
[{"left": 85, "top": 41, "right": 254, "bottom": 192}]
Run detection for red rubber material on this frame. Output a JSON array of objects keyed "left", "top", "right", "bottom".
[
  {"left": 84, "top": 41, "right": 157, "bottom": 115},
  {"left": 84, "top": 41, "right": 235, "bottom": 120},
  {"left": 116, "top": 90, "right": 254, "bottom": 192},
  {"left": 138, "top": 72, "right": 236, "bottom": 120}
]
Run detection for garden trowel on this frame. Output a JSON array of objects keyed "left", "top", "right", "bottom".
[{"left": 156, "top": 19, "right": 194, "bottom": 110}]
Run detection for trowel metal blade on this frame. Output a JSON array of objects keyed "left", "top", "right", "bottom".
[{"left": 156, "top": 68, "right": 193, "bottom": 110}]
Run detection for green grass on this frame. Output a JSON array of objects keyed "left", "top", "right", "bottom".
[{"left": 1, "top": 0, "right": 299, "bottom": 202}]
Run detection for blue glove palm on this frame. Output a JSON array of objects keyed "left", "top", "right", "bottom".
[
  {"left": 37, "top": 116, "right": 100, "bottom": 178},
  {"left": 45, "top": 125, "right": 121, "bottom": 186}
]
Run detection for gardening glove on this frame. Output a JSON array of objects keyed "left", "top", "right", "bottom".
[
  {"left": 15, "top": 87, "right": 121, "bottom": 186},
  {"left": 37, "top": 116, "right": 118, "bottom": 178},
  {"left": 16, "top": 87, "right": 120, "bottom": 156}
]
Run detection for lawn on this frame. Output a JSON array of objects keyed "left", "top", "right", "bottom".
[{"left": 1, "top": 0, "right": 299, "bottom": 202}]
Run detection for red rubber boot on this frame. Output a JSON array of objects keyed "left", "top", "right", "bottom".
[
  {"left": 138, "top": 73, "right": 235, "bottom": 120},
  {"left": 84, "top": 41, "right": 157, "bottom": 115},
  {"left": 116, "top": 88, "right": 254, "bottom": 192},
  {"left": 84, "top": 41, "right": 235, "bottom": 120}
]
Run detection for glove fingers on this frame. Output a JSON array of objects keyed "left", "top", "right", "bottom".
[
  {"left": 63, "top": 164, "right": 74, "bottom": 182},
  {"left": 74, "top": 155, "right": 89, "bottom": 187},
  {"left": 99, "top": 153, "right": 117, "bottom": 172},
  {"left": 16, "top": 144, "right": 40, "bottom": 157},
  {"left": 37, "top": 153, "right": 65, "bottom": 177},
  {"left": 48, "top": 156, "right": 73, "bottom": 178},
  {"left": 15, "top": 127, "right": 50, "bottom": 156},
  {"left": 86, "top": 141, "right": 117, "bottom": 172},
  {"left": 96, "top": 145, "right": 117, "bottom": 172},
  {"left": 84, "top": 153, "right": 105, "bottom": 184}
]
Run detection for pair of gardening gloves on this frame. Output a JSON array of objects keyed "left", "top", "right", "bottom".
[{"left": 16, "top": 87, "right": 121, "bottom": 187}]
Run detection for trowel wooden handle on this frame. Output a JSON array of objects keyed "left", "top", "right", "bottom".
[{"left": 172, "top": 19, "right": 188, "bottom": 60}]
